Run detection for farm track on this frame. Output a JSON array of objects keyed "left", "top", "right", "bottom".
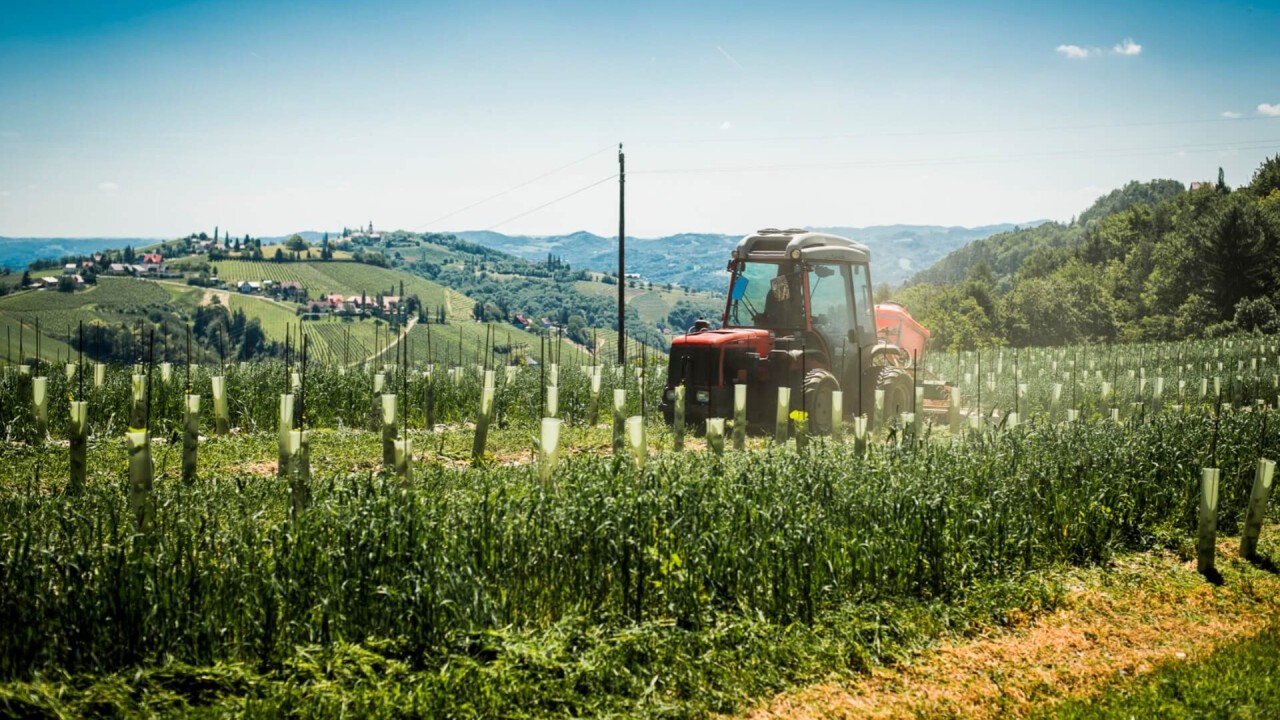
[{"left": 743, "top": 535, "right": 1280, "bottom": 720}]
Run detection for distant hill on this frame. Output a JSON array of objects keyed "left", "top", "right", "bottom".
[
  {"left": 908, "top": 181, "right": 1186, "bottom": 287},
  {"left": 809, "top": 223, "right": 1047, "bottom": 287},
  {"left": 884, "top": 165, "right": 1280, "bottom": 351},
  {"left": 0, "top": 237, "right": 161, "bottom": 270},
  {"left": 455, "top": 224, "right": 1041, "bottom": 291}
]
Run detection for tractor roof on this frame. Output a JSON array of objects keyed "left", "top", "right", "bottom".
[{"left": 733, "top": 229, "right": 870, "bottom": 264}]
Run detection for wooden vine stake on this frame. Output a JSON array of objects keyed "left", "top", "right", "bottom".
[
  {"left": 290, "top": 334, "right": 312, "bottom": 513},
  {"left": 1241, "top": 458, "right": 1276, "bottom": 560},
  {"left": 1198, "top": 467, "right": 1221, "bottom": 577}
]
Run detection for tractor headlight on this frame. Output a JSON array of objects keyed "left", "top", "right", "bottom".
[{"left": 695, "top": 390, "right": 710, "bottom": 403}]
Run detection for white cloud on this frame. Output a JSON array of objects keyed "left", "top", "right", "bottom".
[
  {"left": 1055, "top": 44, "right": 1094, "bottom": 59},
  {"left": 98, "top": 181, "right": 120, "bottom": 192},
  {"left": 1112, "top": 38, "right": 1142, "bottom": 56},
  {"left": 1259, "top": 103, "right": 1280, "bottom": 117},
  {"left": 719, "top": 121, "right": 733, "bottom": 131},
  {"left": 0, "top": 191, "right": 10, "bottom": 198},
  {"left": 1221, "top": 111, "right": 1242, "bottom": 119}
]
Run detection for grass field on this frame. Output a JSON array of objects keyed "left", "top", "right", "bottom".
[
  {"left": 574, "top": 278, "right": 722, "bottom": 325},
  {"left": 0, "top": 277, "right": 195, "bottom": 363},
  {"left": 2, "top": 334, "right": 1280, "bottom": 717},
  {"left": 211, "top": 259, "right": 475, "bottom": 320},
  {"left": 0, "top": 262, "right": 574, "bottom": 367}
]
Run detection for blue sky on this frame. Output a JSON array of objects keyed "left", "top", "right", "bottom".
[{"left": 1, "top": 0, "right": 1278, "bottom": 238}]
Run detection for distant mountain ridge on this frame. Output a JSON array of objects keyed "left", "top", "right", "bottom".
[
  {"left": 455, "top": 222, "right": 1045, "bottom": 291},
  {"left": 0, "top": 237, "right": 162, "bottom": 269}
]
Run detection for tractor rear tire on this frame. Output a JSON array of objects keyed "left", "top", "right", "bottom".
[
  {"left": 802, "top": 370, "right": 840, "bottom": 436},
  {"left": 876, "top": 366, "right": 913, "bottom": 426}
]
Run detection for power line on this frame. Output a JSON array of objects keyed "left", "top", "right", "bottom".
[
  {"left": 484, "top": 175, "right": 618, "bottom": 231},
  {"left": 411, "top": 145, "right": 615, "bottom": 231},
  {"left": 633, "top": 115, "right": 1280, "bottom": 147},
  {"left": 629, "top": 138, "right": 1280, "bottom": 176}
]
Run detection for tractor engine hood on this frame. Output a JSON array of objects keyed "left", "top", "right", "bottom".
[{"left": 671, "top": 328, "right": 772, "bottom": 354}]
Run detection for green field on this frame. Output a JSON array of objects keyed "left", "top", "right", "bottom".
[
  {"left": 0, "top": 262, "right": 576, "bottom": 367},
  {"left": 2, "top": 334, "right": 1280, "bottom": 717},
  {"left": 211, "top": 259, "right": 475, "bottom": 320},
  {"left": 0, "top": 277, "right": 197, "bottom": 363}
]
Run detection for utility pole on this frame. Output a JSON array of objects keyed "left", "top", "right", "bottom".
[{"left": 617, "top": 142, "right": 626, "bottom": 366}]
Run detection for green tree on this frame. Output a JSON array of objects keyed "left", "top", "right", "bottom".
[
  {"left": 1250, "top": 154, "right": 1280, "bottom": 198},
  {"left": 1197, "top": 193, "right": 1267, "bottom": 320}
]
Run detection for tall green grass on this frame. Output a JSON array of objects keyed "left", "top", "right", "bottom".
[{"left": 1, "top": 410, "right": 1272, "bottom": 680}]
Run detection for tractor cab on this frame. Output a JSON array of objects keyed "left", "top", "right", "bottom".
[
  {"left": 662, "top": 229, "right": 916, "bottom": 432},
  {"left": 723, "top": 230, "right": 877, "bottom": 370}
]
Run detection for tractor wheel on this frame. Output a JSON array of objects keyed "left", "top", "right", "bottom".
[
  {"left": 802, "top": 370, "right": 840, "bottom": 435},
  {"left": 876, "top": 366, "right": 913, "bottom": 425}
]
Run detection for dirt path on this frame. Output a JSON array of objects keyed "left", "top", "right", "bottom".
[{"left": 742, "top": 538, "right": 1280, "bottom": 720}]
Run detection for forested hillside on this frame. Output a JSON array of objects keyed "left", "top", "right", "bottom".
[{"left": 895, "top": 156, "right": 1280, "bottom": 351}]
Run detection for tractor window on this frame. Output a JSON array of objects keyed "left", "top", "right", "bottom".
[
  {"left": 806, "top": 263, "right": 854, "bottom": 346},
  {"left": 851, "top": 263, "right": 875, "bottom": 344},
  {"left": 727, "top": 261, "right": 801, "bottom": 329}
]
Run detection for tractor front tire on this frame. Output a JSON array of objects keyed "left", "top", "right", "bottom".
[
  {"left": 802, "top": 370, "right": 840, "bottom": 436},
  {"left": 876, "top": 366, "right": 913, "bottom": 426}
]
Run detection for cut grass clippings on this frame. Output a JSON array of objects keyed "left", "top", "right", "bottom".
[{"left": 743, "top": 535, "right": 1280, "bottom": 720}]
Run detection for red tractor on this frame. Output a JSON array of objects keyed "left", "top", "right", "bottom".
[{"left": 661, "top": 229, "right": 917, "bottom": 433}]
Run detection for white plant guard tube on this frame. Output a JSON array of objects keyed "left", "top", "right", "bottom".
[
  {"left": 69, "top": 400, "right": 88, "bottom": 492},
  {"left": 626, "top": 416, "right": 646, "bottom": 470},
  {"left": 182, "top": 394, "right": 199, "bottom": 485},
  {"left": 775, "top": 386, "right": 791, "bottom": 444},
  {"left": 733, "top": 384, "right": 747, "bottom": 450},
  {"left": 539, "top": 417, "right": 562, "bottom": 486},
  {"left": 278, "top": 393, "right": 294, "bottom": 478},
  {"left": 211, "top": 375, "right": 229, "bottom": 435}
]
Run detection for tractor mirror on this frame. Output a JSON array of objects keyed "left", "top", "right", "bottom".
[
  {"left": 730, "top": 277, "right": 749, "bottom": 301},
  {"left": 814, "top": 265, "right": 834, "bottom": 278}
]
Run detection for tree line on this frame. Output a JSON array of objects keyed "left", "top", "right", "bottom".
[{"left": 894, "top": 155, "right": 1280, "bottom": 351}]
